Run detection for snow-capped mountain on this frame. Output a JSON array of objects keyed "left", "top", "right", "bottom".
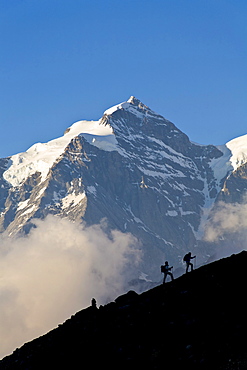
[{"left": 1, "top": 96, "right": 246, "bottom": 280}]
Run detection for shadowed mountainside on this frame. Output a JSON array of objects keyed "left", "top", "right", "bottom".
[{"left": 1, "top": 251, "right": 247, "bottom": 369}]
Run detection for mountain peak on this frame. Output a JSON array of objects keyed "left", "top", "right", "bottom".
[
  {"left": 103, "top": 96, "right": 152, "bottom": 117},
  {"left": 127, "top": 95, "right": 140, "bottom": 105}
]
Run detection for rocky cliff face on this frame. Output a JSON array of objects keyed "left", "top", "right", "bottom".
[
  {"left": 0, "top": 97, "right": 235, "bottom": 279},
  {"left": 217, "top": 162, "right": 247, "bottom": 204}
]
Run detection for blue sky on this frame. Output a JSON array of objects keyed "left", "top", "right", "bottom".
[{"left": 0, "top": 0, "right": 246, "bottom": 157}]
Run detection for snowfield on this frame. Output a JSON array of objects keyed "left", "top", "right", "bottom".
[{"left": 3, "top": 120, "right": 115, "bottom": 187}]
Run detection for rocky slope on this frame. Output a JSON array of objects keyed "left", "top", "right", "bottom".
[{"left": 1, "top": 251, "right": 247, "bottom": 370}]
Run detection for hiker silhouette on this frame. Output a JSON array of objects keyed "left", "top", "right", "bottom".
[
  {"left": 183, "top": 252, "right": 196, "bottom": 273},
  {"left": 161, "top": 261, "right": 174, "bottom": 284},
  {"left": 91, "top": 298, "right": 97, "bottom": 309}
]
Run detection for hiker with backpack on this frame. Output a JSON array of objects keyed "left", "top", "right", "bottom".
[
  {"left": 161, "top": 261, "right": 174, "bottom": 284},
  {"left": 183, "top": 252, "right": 196, "bottom": 273}
]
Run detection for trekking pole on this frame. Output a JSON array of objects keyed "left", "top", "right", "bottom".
[{"left": 194, "top": 256, "right": 196, "bottom": 270}]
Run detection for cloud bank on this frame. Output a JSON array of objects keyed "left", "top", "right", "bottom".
[
  {"left": 204, "top": 198, "right": 247, "bottom": 258},
  {"left": 0, "top": 216, "right": 140, "bottom": 358},
  {"left": 204, "top": 201, "right": 247, "bottom": 242}
]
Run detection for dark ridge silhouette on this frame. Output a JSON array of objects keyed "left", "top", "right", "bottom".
[{"left": 1, "top": 251, "right": 247, "bottom": 369}]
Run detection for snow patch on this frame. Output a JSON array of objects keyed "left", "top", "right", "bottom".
[
  {"left": 87, "top": 186, "right": 97, "bottom": 196},
  {"left": 81, "top": 133, "right": 118, "bottom": 152},
  {"left": 61, "top": 192, "right": 86, "bottom": 209},
  {"left": 17, "top": 199, "right": 29, "bottom": 211},
  {"left": 104, "top": 101, "right": 132, "bottom": 116},
  {"left": 21, "top": 204, "right": 36, "bottom": 216},
  {"left": 167, "top": 210, "right": 178, "bottom": 217},
  {"left": 210, "top": 144, "right": 232, "bottom": 184}
]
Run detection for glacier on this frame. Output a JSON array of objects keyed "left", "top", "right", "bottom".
[{"left": 3, "top": 119, "right": 115, "bottom": 187}]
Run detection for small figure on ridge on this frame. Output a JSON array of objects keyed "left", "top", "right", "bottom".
[
  {"left": 183, "top": 252, "right": 196, "bottom": 273},
  {"left": 91, "top": 298, "right": 97, "bottom": 309},
  {"left": 161, "top": 261, "right": 174, "bottom": 284}
]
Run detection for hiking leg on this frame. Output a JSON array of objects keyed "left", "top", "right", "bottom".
[{"left": 167, "top": 272, "right": 172, "bottom": 281}]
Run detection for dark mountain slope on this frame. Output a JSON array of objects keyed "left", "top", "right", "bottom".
[{"left": 1, "top": 251, "right": 247, "bottom": 370}]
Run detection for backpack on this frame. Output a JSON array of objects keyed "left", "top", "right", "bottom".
[
  {"left": 183, "top": 253, "right": 190, "bottom": 262},
  {"left": 161, "top": 265, "right": 166, "bottom": 273}
]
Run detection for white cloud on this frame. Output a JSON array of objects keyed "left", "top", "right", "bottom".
[
  {"left": 0, "top": 216, "right": 141, "bottom": 358},
  {"left": 203, "top": 196, "right": 247, "bottom": 260},
  {"left": 204, "top": 199, "right": 247, "bottom": 243}
]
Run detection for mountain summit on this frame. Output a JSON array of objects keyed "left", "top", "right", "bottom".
[{"left": 0, "top": 97, "right": 247, "bottom": 280}]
